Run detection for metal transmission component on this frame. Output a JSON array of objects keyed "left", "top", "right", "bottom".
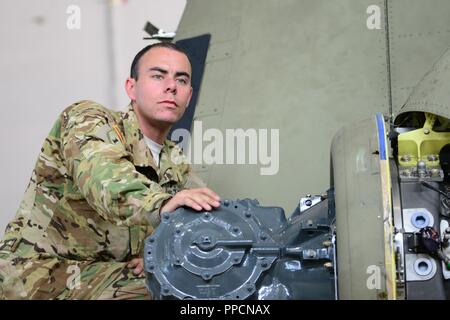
[{"left": 144, "top": 198, "right": 335, "bottom": 300}]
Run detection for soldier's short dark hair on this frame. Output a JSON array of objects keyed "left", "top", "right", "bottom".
[{"left": 130, "top": 42, "right": 192, "bottom": 80}]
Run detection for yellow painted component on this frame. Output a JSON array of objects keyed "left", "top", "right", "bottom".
[
  {"left": 398, "top": 113, "right": 450, "bottom": 167},
  {"left": 378, "top": 118, "right": 396, "bottom": 300}
]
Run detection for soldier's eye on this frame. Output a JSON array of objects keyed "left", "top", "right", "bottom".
[
  {"left": 176, "top": 78, "right": 188, "bottom": 85},
  {"left": 151, "top": 74, "right": 163, "bottom": 80}
]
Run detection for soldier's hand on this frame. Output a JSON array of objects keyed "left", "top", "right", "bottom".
[
  {"left": 160, "top": 188, "right": 221, "bottom": 213},
  {"left": 127, "top": 257, "right": 144, "bottom": 277}
]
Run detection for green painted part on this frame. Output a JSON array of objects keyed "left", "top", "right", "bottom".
[
  {"left": 388, "top": 0, "right": 450, "bottom": 115},
  {"left": 331, "top": 117, "right": 387, "bottom": 300},
  {"left": 396, "top": 47, "right": 450, "bottom": 121}
]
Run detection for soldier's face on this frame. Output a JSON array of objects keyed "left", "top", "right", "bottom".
[{"left": 126, "top": 47, "right": 192, "bottom": 126}]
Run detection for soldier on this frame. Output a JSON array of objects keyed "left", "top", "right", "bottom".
[{"left": 0, "top": 42, "right": 220, "bottom": 299}]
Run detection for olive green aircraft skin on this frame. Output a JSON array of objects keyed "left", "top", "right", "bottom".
[{"left": 174, "top": 0, "right": 450, "bottom": 215}]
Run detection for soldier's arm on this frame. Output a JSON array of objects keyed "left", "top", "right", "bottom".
[{"left": 61, "top": 105, "right": 171, "bottom": 228}]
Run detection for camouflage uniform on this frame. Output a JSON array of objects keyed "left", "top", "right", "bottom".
[{"left": 0, "top": 100, "right": 193, "bottom": 299}]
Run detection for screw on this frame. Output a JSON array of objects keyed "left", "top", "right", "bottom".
[
  {"left": 431, "top": 168, "right": 440, "bottom": 177},
  {"left": 424, "top": 128, "right": 430, "bottom": 134},
  {"left": 202, "top": 273, "right": 211, "bottom": 280},
  {"left": 324, "top": 262, "right": 333, "bottom": 269},
  {"left": 260, "top": 259, "right": 269, "bottom": 268},
  {"left": 400, "top": 154, "right": 411, "bottom": 162},
  {"left": 202, "top": 236, "right": 211, "bottom": 244}
]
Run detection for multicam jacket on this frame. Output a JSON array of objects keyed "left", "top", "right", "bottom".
[{"left": 0, "top": 100, "right": 194, "bottom": 299}]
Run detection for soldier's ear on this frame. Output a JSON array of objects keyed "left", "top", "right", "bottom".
[{"left": 125, "top": 77, "right": 137, "bottom": 100}]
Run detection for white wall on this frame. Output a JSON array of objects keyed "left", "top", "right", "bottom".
[{"left": 0, "top": 0, "right": 186, "bottom": 234}]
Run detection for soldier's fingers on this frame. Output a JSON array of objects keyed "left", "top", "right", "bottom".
[
  {"left": 184, "top": 197, "right": 203, "bottom": 211},
  {"left": 199, "top": 188, "right": 221, "bottom": 201},
  {"left": 196, "top": 192, "right": 220, "bottom": 208},
  {"left": 191, "top": 193, "right": 215, "bottom": 211},
  {"left": 133, "top": 264, "right": 143, "bottom": 276},
  {"left": 127, "top": 259, "right": 138, "bottom": 268}
]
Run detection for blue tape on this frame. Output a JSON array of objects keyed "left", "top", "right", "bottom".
[{"left": 376, "top": 112, "right": 387, "bottom": 160}]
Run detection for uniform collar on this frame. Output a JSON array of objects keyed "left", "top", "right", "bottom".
[
  {"left": 122, "top": 104, "right": 156, "bottom": 169},
  {"left": 121, "top": 104, "right": 183, "bottom": 185}
]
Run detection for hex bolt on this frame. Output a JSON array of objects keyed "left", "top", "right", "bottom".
[
  {"left": 324, "top": 262, "right": 333, "bottom": 269},
  {"left": 444, "top": 234, "right": 450, "bottom": 243},
  {"left": 417, "top": 161, "right": 426, "bottom": 178},
  {"left": 400, "top": 154, "right": 411, "bottom": 162},
  {"left": 306, "top": 249, "right": 316, "bottom": 258},
  {"left": 423, "top": 128, "right": 430, "bottom": 135},
  {"left": 323, "top": 240, "right": 332, "bottom": 247},
  {"left": 224, "top": 200, "right": 230, "bottom": 207},
  {"left": 431, "top": 168, "right": 440, "bottom": 177}
]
